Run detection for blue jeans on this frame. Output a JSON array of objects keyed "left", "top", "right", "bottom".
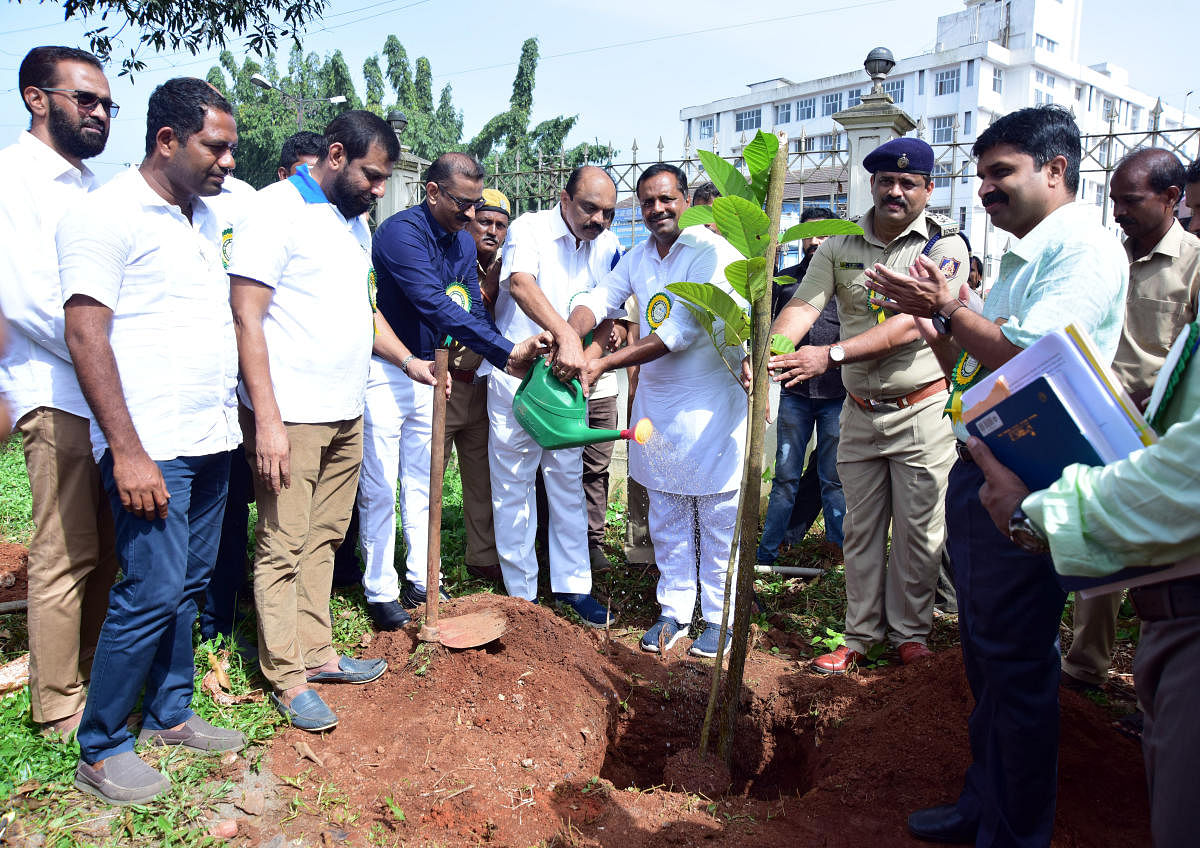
[
  {"left": 77, "top": 450, "right": 231, "bottom": 764},
  {"left": 756, "top": 394, "right": 845, "bottom": 563},
  {"left": 200, "top": 450, "right": 252, "bottom": 641},
  {"left": 947, "top": 459, "right": 1066, "bottom": 848}
]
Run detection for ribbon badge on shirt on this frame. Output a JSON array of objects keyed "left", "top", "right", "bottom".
[
  {"left": 646, "top": 292, "right": 671, "bottom": 329},
  {"left": 945, "top": 350, "right": 986, "bottom": 424},
  {"left": 220, "top": 227, "right": 233, "bottom": 270},
  {"left": 446, "top": 281, "right": 471, "bottom": 312}
]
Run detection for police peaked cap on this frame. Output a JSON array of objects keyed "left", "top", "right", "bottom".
[{"left": 863, "top": 137, "right": 935, "bottom": 176}]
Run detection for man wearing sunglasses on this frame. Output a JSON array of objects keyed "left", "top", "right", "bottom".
[
  {"left": 0, "top": 46, "right": 119, "bottom": 742},
  {"left": 360, "top": 152, "right": 548, "bottom": 630}
]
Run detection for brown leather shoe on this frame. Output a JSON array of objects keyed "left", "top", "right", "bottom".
[
  {"left": 898, "top": 641, "right": 934, "bottom": 664},
  {"left": 812, "top": 645, "right": 863, "bottom": 674},
  {"left": 466, "top": 563, "right": 503, "bottom": 582}
]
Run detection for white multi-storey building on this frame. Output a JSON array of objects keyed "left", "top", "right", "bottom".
[{"left": 679, "top": 0, "right": 1193, "bottom": 264}]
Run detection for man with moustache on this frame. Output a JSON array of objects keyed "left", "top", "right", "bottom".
[
  {"left": 867, "top": 105, "right": 1127, "bottom": 847},
  {"left": 362, "top": 152, "right": 546, "bottom": 630},
  {"left": 446, "top": 187, "right": 512, "bottom": 584},
  {"left": 757, "top": 206, "right": 846, "bottom": 566},
  {"left": 488, "top": 165, "right": 621, "bottom": 624},
  {"left": 568, "top": 163, "right": 744, "bottom": 656},
  {"left": 0, "top": 46, "right": 119, "bottom": 740},
  {"left": 61, "top": 78, "right": 246, "bottom": 805},
  {"left": 769, "top": 137, "right": 968, "bottom": 674},
  {"left": 229, "top": 111, "right": 401, "bottom": 731},
  {"left": 1061, "top": 148, "right": 1200, "bottom": 695}
]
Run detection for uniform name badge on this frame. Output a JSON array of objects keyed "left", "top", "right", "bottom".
[{"left": 646, "top": 292, "right": 671, "bottom": 329}]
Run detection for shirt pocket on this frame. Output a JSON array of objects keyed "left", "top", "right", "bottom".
[{"left": 1126, "top": 296, "right": 1191, "bottom": 355}]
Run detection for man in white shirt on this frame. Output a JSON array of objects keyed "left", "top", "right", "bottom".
[
  {"left": 568, "top": 164, "right": 746, "bottom": 657},
  {"left": 489, "top": 166, "right": 621, "bottom": 625},
  {"left": 0, "top": 46, "right": 119, "bottom": 739},
  {"left": 61, "top": 78, "right": 247, "bottom": 806},
  {"left": 229, "top": 111, "right": 399, "bottom": 732}
]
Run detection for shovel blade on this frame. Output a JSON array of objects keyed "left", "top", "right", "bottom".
[{"left": 436, "top": 610, "right": 508, "bottom": 649}]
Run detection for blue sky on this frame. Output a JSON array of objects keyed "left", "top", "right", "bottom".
[{"left": 0, "top": 0, "right": 1188, "bottom": 181}]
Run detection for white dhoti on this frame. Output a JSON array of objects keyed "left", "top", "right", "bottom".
[
  {"left": 358, "top": 357, "right": 436, "bottom": 601},
  {"left": 646, "top": 488, "right": 739, "bottom": 626},
  {"left": 486, "top": 370, "right": 591, "bottom": 600}
]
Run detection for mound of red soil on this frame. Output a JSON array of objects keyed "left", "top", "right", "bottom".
[
  {"left": 0, "top": 543, "right": 28, "bottom": 605},
  {"left": 262, "top": 598, "right": 1150, "bottom": 847}
]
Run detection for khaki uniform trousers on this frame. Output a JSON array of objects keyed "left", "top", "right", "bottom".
[
  {"left": 443, "top": 376, "right": 498, "bottom": 567},
  {"left": 1063, "top": 591, "right": 1124, "bottom": 684},
  {"left": 18, "top": 407, "right": 118, "bottom": 723},
  {"left": 837, "top": 393, "right": 956, "bottom": 652},
  {"left": 241, "top": 407, "right": 362, "bottom": 692}
]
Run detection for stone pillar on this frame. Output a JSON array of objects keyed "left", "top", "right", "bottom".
[
  {"left": 834, "top": 89, "right": 916, "bottom": 218},
  {"left": 374, "top": 146, "right": 431, "bottom": 226}
]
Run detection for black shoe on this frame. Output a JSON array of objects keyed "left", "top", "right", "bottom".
[
  {"left": 907, "top": 804, "right": 978, "bottom": 844},
  {"left": 400, "top": 584, "right": 452, "bottom": 609},
  {"left": 1060, "top": 670, "right": 1101, "bottom": 694},
  {"left": 368, "top": 600, "right": 412, "bottom": 630}
]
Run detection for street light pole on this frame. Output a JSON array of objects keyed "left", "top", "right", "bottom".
[{"left": 250, "top": 73, "right": 347, "bottom": 130}]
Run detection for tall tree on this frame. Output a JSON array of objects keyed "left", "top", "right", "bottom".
[
  {"left": 20, "top": 0, "right": 326, "bottom": 76},
  {"left": 363, "top": 55, "right": 385, "bottom": 113}
]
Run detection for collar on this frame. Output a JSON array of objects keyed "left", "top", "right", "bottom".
[
  {"left": 287, "top": 163, "right": 329, "bottom": 204},
  {"left": 860, "top": 207, "right": 931, "bottom": 247},
  {"left": 1007, "top": 202, "right": 1084, "bottom": 262},
  {"left": 420, "top": 200, "right": 455, "bottom": 244},
  {"left": 1125, "top": 219, "right": 1186, "bottom": 263},
  {"left": 127, "top": 166, "right": 209, "bottom": 220},
  {"left": 551, "top": 203, "right": 580, "bottom": 245},
  {"left": 19, "top": 130, "right": 95, "bottom": 187}
]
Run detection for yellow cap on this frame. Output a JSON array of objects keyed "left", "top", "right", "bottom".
[{"left": 479, "top": 188, "right": 511, "bottom": 216}]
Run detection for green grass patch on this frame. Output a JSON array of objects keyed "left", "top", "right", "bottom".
[{"left": 1, "top": 434, "right": 33, "bottom": 544}]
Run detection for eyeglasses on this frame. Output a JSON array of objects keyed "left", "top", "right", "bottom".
[
  {"left": 38, "top": 88, "right": 119, "bottom": 118},
  {"left": 436, "top": 184, "right": 485, "bottom": 211}
]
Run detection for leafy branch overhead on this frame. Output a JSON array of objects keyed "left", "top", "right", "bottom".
[{"left": 34, "top": 0, "right": 329, "bottom": 76}]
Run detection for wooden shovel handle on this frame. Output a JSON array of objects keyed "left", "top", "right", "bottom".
[{"left": 425, "top": 348, "right": 449, "bottom": 631}]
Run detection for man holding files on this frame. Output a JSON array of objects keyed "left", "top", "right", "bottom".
[{"left": 865, "top": 105, "right": 1127, "bottom": 847}]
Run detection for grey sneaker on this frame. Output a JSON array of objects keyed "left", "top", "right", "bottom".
[
  {"left": 74, "top": 751, "right": 169, "bottom": 806},
  {"left": 137, "top": 715, "right": 246, "bottom": 753}
]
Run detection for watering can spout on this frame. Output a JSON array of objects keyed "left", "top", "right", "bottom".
[{"left": 512, "top": 357, "right": 653, "bottom": 450}]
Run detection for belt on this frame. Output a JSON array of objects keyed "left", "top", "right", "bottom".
[
  {"left": 849, "top": 378, "right": 948, "bottom": 412},
  {"left": 450, "top": 368, "right": 479, "bottom": 385},
  {"left": 1130, "top": 577, "right": 1200, "bottom": 621}
]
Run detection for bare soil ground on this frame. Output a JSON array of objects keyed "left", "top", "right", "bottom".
[
  {"left": 0, "top": 542, "right": 28, "bottom": 605},
  {"left": 237, "top": 593, "right": 1149, "bottom": 847}
]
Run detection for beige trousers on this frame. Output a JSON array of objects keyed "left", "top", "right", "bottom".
[
  {"left": 18, "top": 407, "right": 118, "bottom": 723},
  {"left": 241, "top": 407, "right": 361, "bottom": 691},
  {"left": 1063, "top": 592, "right": 1124, "bottom": 685},
  {"left": 444, "top": 376, "right": 498, "bottom": 567},
  {"left": 837, "top": 395, "right": 956, "bottom": 653}
]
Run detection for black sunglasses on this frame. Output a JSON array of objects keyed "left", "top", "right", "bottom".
[
  {"left": 436, "top": 183, "right": 485, "bottom": 211},
  {"left": 39, "top": 87, "right": 119, "bottom": 118}
]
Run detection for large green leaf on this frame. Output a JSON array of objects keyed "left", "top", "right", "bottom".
[
  {"left": 667, "top": 281, "right": 749, "bottom": 346},
  {"left": 772, "top": 274, "right": 796, "bottom": 286},
  {"left": 724, "top": 257, "right": 768, "bottom": 303},
  {"left": 678, "top": 205, "right": 715, "bottom": 229},
  {"left": 678, "top": 299, "right": 714, "bottom": 337},
  {"left": 697, "top": 150, "right": 753, "bottom": 202},
  {"left": 742, "top": 131, "right": 778, "bottom": 206},
  {"left": 770, "top": 333, "right": 796, "bottom": 356},
  {"left": 712, "top": 196, "right": 770, "bottom": 259},
  {"left": 779, "top": 218, "right": 864, "bottom": 244}
]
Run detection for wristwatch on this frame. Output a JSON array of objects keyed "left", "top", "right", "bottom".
[
  {"left": 933, "top": 301, "right": 965, "bottom": 336},
  {"left": 1008, "top": 507, "right": 1049, "bottom": 554},
  {"left": 828, "top": 344, "right": 846, "bottom": 364}
]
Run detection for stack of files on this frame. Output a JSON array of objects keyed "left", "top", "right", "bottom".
[{"left": 960, "top": 324, "right": 1200, "bottom": 597}]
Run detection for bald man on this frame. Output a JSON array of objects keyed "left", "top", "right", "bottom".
[{"left": 487, "top": 165, "right": 621, "bottom": 626}]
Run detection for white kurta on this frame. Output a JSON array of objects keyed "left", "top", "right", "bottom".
[{"left": 580, "top": 226, "right": 748, "bottom": 496}]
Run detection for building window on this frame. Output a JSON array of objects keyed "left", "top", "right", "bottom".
[
  {"left": 931, "top": 115, "right": 955, "bottom": 144},
  {"left": 1131, "top": 106, "right": 1142, "bottom": 131},
  {"left": 715, "top": 113, "right": 720, "bottom": 133},
  {"left": 961, "top": 161, "right": 971, "bottom": 183},
  {"left": 796, "top": 97, "right": 816, "bottom": 120},
  {"left": 1075, "top": 84, "right": 1084, "bottom": 101},
  {"left": 992, "top": 67, "right": 1004, "bottom": 94},
  {"left": 735, "top": 108, "right": 761, "bottom": 132},
  {"left": 1102, "top": 97, "right": 1115, "bottom": 120},
  {"left": 1035, "top": 70, "right": 1044, "bottom": 85},
  {"left": 959, "top": 206, "right": 968, "bottom": 230},
  {"left": 966, "top": 59, "right": 975, "bottom": 87},
  {"left": 883, "top": 79, "right": 905, "bottom": 103},
  {"left": 822, "top": 93, "right": 842, "bottom": 115},
  {"left": 1036, "top": 34, "right": 1058, "bottom": 52},
  {"left": 817, "top": 133, "right": 839, "bottom": 151},
  {"left": 698, "top": 117, "right": 714, "bottom": 140},
  {"left": 1094, "top": 184, "right": 1104, "bottom": 206},
  {"left": 963, "top": 110, "right": 973, "bottom": 135},
  {"left": 847, "top": 88, "right": 863, "bottom": 107},
  {"left": 933, "top": 163, "right": 952, "bottom": 188},
  {"left": 918, "top": 70, "right": 925, "bottom": 96},
  {"left": 775, "top": 103, "right": 791, "bottom": 124},
  {"left": 935, "top": 68, "right": 960, "bottom": 96}
]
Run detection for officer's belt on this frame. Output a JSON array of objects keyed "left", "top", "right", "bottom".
[
  {"left": 1131, "top": 577, "right": 1200, "bottom": 621},
  {"left": 848, "top": 378, "right": 948, "bottom": 412}
]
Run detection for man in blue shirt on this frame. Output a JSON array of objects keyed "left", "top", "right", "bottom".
[{"left": 361, "top": 152, "right": 546, "bottom": 630}]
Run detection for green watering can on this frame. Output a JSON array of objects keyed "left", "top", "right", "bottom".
[{"left": 513, "top": 354, "right": 653, "bottom": 451}]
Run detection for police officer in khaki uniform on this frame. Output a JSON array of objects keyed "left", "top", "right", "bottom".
[{"left": 769, "top": 137, "right": 968, "bottom": 673}]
